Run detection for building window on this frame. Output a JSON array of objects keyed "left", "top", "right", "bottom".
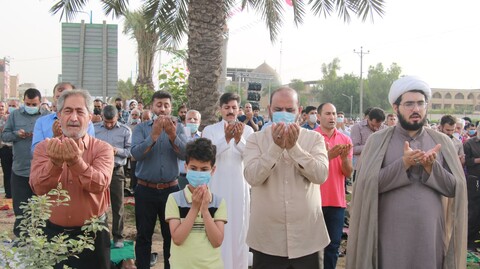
[
  {"left": 455, "top": 93, "right": 464, "bottom": 99},
  {"left": 468, "top": 93, "right": 474, "bottom": 100},
  {"left": 432, "top": 92, "right": 442, "bottom": 99},
  {"left": 445, "top": 93, "right": 452, "bottom": 99},
  {"left": 444, "top": 104, "right": 451, "bottom": 109},
  {"left": 475, "top": 105, "right": 480, "bottom": 111},
  {"left": 432, "top": 104, "right": 441, "bottom": 109}
]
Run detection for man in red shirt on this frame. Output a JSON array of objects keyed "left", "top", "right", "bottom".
[
  {"left": 30, "top": 89, "right": 114, "bottom": 269},
  {"left": 314, "top": 103, "right": 353, "bottom": 269}
]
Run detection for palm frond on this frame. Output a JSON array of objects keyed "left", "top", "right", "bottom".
[
  {"left": 49, "top": 0, "right": 89, "bottom": 22},
  {"left": 335, "top": 0, "right": 352, "bottom": 23},
  {"left": 101, "top": 0, "right": 129, "bottom": 18},
  {"left": 158, "top": 47, "right": 187, "bottom": 60},
  {"left": 145, "top": 0, "right": 188, "bottom": 47},
  {"left": 309, "top": 0, "right": 334, "bottom": 18},
  {"left": 223, "top": 0, "right": 238, "bottom": 15},
  {"left": 244, "top": 0, "right": 284, "bottom": 42},
  {"left": 352, "top": 0, "right": 385, "bottom": 21},
  {"left": 310, "top": 0, "right": 384, "bottom": 22},
  {"left": 291, "top": 0, "right": 306, "bottom": 26}
]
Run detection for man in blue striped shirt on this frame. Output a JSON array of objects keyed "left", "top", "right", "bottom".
[
  {"left": 131, "top": 90, "right": 187, "bottom": 269},
  {"left": 94, "top": 105, "right": 132, "bottom": 249}
]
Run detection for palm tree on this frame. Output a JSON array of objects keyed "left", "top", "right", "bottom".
[
  {"left": 123, "top": 9, "right": 159, "bottom": 98},
  {"left": 122, "top": 8, "right": 186, "bottom": 101},
  {"left": 50, "top": 0, "right": 385, "bottom": 125}
]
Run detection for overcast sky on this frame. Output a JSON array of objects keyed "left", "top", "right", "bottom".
[{"left": 1, "top": 0, "right": 479, "bottom": 97}]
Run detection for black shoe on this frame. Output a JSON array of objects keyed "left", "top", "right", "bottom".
[
  {"left": 124, "top": 188, "right": 134, "bottom": 197},
  {"left": 150, "top": 252, "right": 158, "bottom": 267}
]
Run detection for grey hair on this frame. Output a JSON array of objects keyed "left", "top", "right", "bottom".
[
  {"left": 457, "top": 118, "right": 465, "bottom": 129},
  {"left": 102, "top": 105, "right": 118, "bottom": 120},
  {"left": 142, "top": 110, "right": 153, "bottom": 117},
  {"left": 131, "top": 108, "right": 141, "bottom": 115},
  {"left": 186, "top": 109, "right": 201, "bottom": 120},
  {"left": 57, "top": 89, "right": 93, "bottom": 114}
]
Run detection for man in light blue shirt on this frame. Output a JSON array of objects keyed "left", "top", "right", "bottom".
[
  {"left": 94, "top": 105, "right": 132, "bottom": 248},
  {"left": 31, "top": 82, "right": 95, "bottom": 153}
]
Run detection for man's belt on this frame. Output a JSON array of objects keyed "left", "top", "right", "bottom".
[
  {"left": 137, "top": 179, "right": 178, "bottom": 190},
  {"left": 47, "top": 212, "right": 107, "bottom": 232}
]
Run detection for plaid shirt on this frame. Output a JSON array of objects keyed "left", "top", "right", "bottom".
[{"left": 119, "top": 109, "right": 130, "bottom": 124}]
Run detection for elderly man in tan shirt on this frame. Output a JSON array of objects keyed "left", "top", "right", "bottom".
[{"left": 243, "top": 87, "right": 330, "bottom": 269}]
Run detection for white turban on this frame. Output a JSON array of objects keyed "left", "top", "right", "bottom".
[
  {"left": 388, "top": 76, "right": 431, "bottom": 105},
  {"left": 128, "top": 99, "right": 138, "bottom": 109}
]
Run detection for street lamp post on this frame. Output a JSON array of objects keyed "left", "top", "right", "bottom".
[
  {"left": 77, "top": 10, "right": 93, "bottom": 24},
  {"left": 342, "top": 94, "right": 353, "bottom": 119}
]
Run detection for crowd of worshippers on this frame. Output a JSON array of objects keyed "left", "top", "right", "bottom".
[{"left": 0, "top": 75, "right": 474, "bottom": 269}]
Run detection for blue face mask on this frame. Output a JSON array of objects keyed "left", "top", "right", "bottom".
[
  {"left": 186, "top": 123, "right": 199, "bottom": 134},
  {"left": 8, "top": 107, "right": 16, "bottom": 114},
  {"left": 186, "top": 170, "right": 211, "bottom": 187},
  {"left": 272, "top": 111, "right": 296, "bottom": 124},
  {"left": 468, "top": 130, "right": 476, "bottom": 136},
  {"left": 24, "top": 106, "right": 39, "bottom": 115}
]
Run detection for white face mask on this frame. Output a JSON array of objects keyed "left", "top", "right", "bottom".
[{"left": 309, "top": 114, "right": 317, "bottom": 123}]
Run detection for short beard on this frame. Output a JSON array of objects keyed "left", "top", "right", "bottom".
[
  {"left": 63, "top": 129, "right": 87, "bottom": 140},
  {"left": 397, "top": 111, "right": 426, "bottom": 131}
]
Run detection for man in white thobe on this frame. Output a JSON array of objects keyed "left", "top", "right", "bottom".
[{"left": 202, "top": 92, "right": 254, "bottom": 269}]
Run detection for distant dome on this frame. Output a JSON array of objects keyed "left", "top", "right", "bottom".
[{"left": 252, "top": 62, "right": 281, "bottom": 85}]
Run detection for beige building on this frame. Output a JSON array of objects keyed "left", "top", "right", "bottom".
[
  {"left": 226, "top": 62, "right": 281, "bottom": 110},
  {"left": 0, "top": 59, "right": 10, "bottom": 100},
  {"left": 0, "top": 58, "right": 20, "bottom": 100},
  {"left": 9, "top": 75, "right": 19, "bottom": 99},
  {"left": 430, "top": 88, "right": 480, "bottom": 112},
  {"left": 18, "top": 83, "right": 36, "bottom": 100}
]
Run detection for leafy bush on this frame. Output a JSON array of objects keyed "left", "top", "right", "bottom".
[{"left": 0, "top": 184, "right": 108, "bottom": 269}]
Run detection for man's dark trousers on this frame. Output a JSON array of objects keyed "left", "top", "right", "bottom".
[
  {"left": 11, "top": 172, "right": 33, "bottom": 237},
  {"left": 111, "top": 166, "right": 125, "bottom": 243},
  {"left": 0, "top": 146, "right": 12, "bottom": 198},
  {"left": 134, "top": 184, "right": 179, "bottom": 269}
]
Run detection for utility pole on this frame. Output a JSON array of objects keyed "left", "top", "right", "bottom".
[{"left": 354, "top": 46, "right": 369, "bottom": 116}]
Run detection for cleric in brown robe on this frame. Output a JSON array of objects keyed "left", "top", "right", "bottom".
[{"left": 346, "top": 76, "right": 467, "bottom": 269}]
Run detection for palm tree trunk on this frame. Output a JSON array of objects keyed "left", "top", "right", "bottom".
[
  {"left": 187, "top": 0, "right": 226, "bottom": 126},
  {"left": 134, "top": 38, "right": 157, "bottom": 99}
]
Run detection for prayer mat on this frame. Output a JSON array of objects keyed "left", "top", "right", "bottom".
[
  {"left": 111, "top": 240, "right": 135, "bottom": 265},
  {"left": 467, "top": 251, "right": 480, "bottom": 264}
]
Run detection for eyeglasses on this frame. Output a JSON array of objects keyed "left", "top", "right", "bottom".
[{"left": 399, "top": 101, "right": 428, "bottom": 110}]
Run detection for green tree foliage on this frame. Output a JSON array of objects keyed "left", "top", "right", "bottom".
[
  {"left": 137, "top": 84, "right": 155, "bottom": 106},
  {"left": 289, "top": 79, "right": 308, "bottom": 106},
  {"left": 158, "top": 60, "right": 188, "bottom": 113},
  {"left": 118, "top": 78, "right": 135, "bottom": 101},
  {"left": 316, "top": 58, "right": 401, "bottom": 118},
  {"left": 363, "top": 62, "right": 401, "bottom": 110}
]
